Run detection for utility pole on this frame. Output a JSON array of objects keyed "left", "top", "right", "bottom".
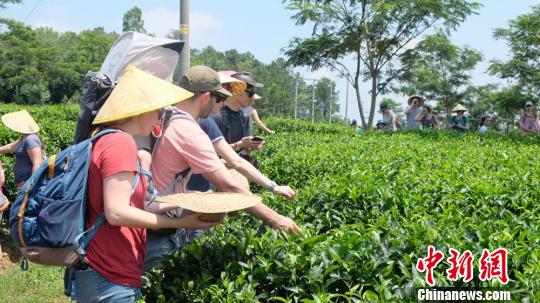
[
  {"left": 294, "top": 79, "right": 298, "bottom": 119},
  {"left": 311, "top": 79, "right": 316, "bottom": 123},
  {"left": 329, "top": 85, "right": 333, "bottom": 124},
  {"left": 178, "top": 0, "right": 190, "bottom": 81}
]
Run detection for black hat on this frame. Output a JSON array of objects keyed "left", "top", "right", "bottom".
[{"left": 231, "top": 72, "right": 264, "bottom": 88}]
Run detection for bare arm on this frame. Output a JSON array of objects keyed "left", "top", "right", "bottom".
[
  {"left": 213, "top": 138, "right": 295, "bottom": 200},
  {"left": 26, "top": 147, "right": 43, "bottom": 174},
  {"left": 202, "top": 168, "right": 301, "bottom": 233},
  {"left": 251, "top": 110, "right": 274, "bottom": 134},
  {"left": 414, "top": 111, "right": 424, "bottom": 122},
  {"left": 0, "top": 141, "right": 18, "bottom": 154},
  {"left": 0, "top": 162, "right": 5, "bottom": 186},
  {"left": 103, "top": 172, "right": 219, "bottom": 230}
]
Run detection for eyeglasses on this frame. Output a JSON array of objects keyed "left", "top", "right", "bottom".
[
  {"left": 210, "top": 92, "right": 227, "bottom": 103},
  {"left": 245, "top": 89, "right": 255, "bottom": 98}
]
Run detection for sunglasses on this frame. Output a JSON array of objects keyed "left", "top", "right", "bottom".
[
  {"left": 526, "top": 104, "right": 532, "bottom": 107},
  {"left": 210, "top": 92, "right": 227, "bottom": 103}
]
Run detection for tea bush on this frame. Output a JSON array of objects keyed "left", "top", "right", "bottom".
[
  {"left": 144, "top": 119, "right": 539, "bottom": 302},
  {"left": 0, "top": 105, "right": 537, "bottom": 302}
]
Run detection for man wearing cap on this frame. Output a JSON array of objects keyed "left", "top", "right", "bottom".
[
  {"left": 212, "top": 71, "right": 264, "bottom": 166},
  {"left": 146, "top": 66, "right": 301, "bottom": 271}
]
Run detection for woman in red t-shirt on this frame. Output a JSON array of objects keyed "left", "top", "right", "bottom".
[{"left": 74, "top": 67, "right": 220, "bottom": 303}]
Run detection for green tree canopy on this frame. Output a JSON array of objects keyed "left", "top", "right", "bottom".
[
  {"left": 283, "top": 0, "right": 481, "bottom": 128},
  {"left": 488, "top": 5, "right": 540, "bottom": 99},
  {"left": 395, "top": 32, "right": 482, "bottom": 119},
  {"left": 0, "top": 0, "right": 21, "bottom": 9},
  {"left": 123, "top": 6, "right": 146, "bottom": 34}
]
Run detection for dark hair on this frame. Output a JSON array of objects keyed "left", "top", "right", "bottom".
[{"left": 480, "top": 116, "right": 487, "bottom": 126}]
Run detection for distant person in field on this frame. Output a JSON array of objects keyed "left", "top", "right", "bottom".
[
  {"left": 449, "top": 104, "right": 470, "bottom": 132},
  {"left": 0, "top": 110, "right": 44, "bottom": 188},
  {"left": 519, "top": 101, "right": 540, "bottom": 135},
  {"left": 213, "top": 71, "right": 265, "bottom": 168},
  {"left": 350, "top": 119, "right": 363, "bottom": 133},
  {"left": 379, "top": 103, "right": 397, "bottom": 131},
  {"left": 376, "top": 120, "right": 387, "bottom": 130},
  {"left": 244, "top": 94, "right": 275, "bottom": 134},
  {"left": 479, "top": 116, "right": 489, "bottom": 133},
  {"left": 415, "top": 105, "right": 439, "bottom": 129},
  {"left": 404, "top": 95, "right": 424, "bottom": 129},
  {"left": 145, "top": 66, "right": 301, "bottom": 272}
]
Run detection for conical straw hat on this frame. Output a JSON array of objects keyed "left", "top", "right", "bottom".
[
  {"left": 155, "top": 192, "right": 260, "bottom": 213},
  {"left": 219, "top": 71, "right": 246, "bottom": 96},
  {"left": 1, "top": 110, "right": 40, "bottom": 134},
  {"left": 452, "top": 104, "right": 468, "bottom": 112},
  {"left": 93, "top": 66, "right": 194, "bottom": 124}
]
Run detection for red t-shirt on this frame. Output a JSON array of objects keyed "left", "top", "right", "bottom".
[{"left": 85, "top": 132, "right": 146, "bottom": 287}]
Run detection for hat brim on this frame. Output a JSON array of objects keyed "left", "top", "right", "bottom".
[
  {"left": 1, "top": 110, "right": 40, "bottom": 134},
  {"left": 155, "top": 192, "right": 261, "bottom": 213},
  {"left": 215, "top": 87, "right": 232, "bottom": 97}
]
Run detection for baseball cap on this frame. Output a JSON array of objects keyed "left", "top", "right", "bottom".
[
  {"left": 525, "top": 101, "right": 533, "bottom": 106},
  {"left": 231, "top": 72, "right": 264, "bottom": 88},
  {"left": 179, "top": 66, "right": 231, "bottom": 96}
]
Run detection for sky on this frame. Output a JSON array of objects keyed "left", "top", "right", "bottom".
[{"left": 2, "top": 0, "right": 538, "bottom": 122}]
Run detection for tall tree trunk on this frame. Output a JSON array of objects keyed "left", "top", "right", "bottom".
[{"left": 368, "top": 71, "right": 378, "bottom": 127}]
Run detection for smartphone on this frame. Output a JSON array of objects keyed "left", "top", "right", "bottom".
[{"left": 252, "top": 136, "right": 265, "bottom": 142}]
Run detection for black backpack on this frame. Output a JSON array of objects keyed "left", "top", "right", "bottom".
[{"left": 73, "top": 72, "right": 114, "bottom": 144}]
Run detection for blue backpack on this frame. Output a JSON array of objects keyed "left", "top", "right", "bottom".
[{"left": 9, "top": 129, "right": 145, "bottom": 269}]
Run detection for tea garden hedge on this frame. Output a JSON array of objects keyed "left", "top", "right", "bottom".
[{"left": 0, "top": 104, "right": 538, "bottom": 302}]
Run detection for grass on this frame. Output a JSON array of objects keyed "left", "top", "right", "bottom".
[{"left": 0, "top": 227, "right": 69, "bottom": 303}]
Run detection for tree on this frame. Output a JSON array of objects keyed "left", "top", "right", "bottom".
[
  {"left": 314, "top": 77, "right": 339, "bottom": 121},
  {"left": 283, "top": 0, "right": 481, "bottom": 128},
  {"left": 0, "top": 0, "right": 21, "bottom": 9},
  {"left": 491, "top": 85, "right": 531, "bottom": 131},
  {"left": 123, "top": 6, "right": 146, "bottom": 34},
  {"left": 488, "top": 5, "right": 540, "bottom": 99},
  {"left": 394, "top": 32, "right": 482, "bottom": 120}
]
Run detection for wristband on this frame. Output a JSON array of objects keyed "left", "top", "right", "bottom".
[{"left": 266, "top": 181, "right": 277, "bottom": 191}]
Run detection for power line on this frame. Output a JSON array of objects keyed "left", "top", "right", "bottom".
[{"left": 24, "top": 0, "right": 43, "bottom": 22}]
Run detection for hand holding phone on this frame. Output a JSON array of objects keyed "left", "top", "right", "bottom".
[{"left": 251, "top": 136, "right": 265, "bottom": 142}]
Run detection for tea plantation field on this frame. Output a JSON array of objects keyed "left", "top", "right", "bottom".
[{"left": 0, "top": 104, "right": 539, "bottom": 302}]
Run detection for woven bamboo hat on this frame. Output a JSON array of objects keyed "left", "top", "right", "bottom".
[
  {"left": 407, "top": 95, "right": 424, "bottom": 106},
  {"left": 93, "top": 66, "right": 194, "bottom": 124},
  {"left": 155, "top": 192, "right": 260, "bottom": 213},
  {"left": 452, "top": 104, "right": 468, "bottom": 112},
  {"left": 1, "top": 110, "right": 40, "bottom": 134}
]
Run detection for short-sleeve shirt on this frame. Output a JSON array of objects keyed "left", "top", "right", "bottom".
[
  {"left": 85, "top": 132, "right": 146, "bottom": 287},
  {"left": 14, "top": 134, "right": 42, "bottom": 183},
  {"left": 381, "top": 111, "right": 396, "bottom": 130},
  {"left": 186, "top": 118, "right": 225, "bottom": 192},
  {"left": 451, "top": 116, "right": 469, "bottom": 132},
  {"left": 406, "top": 106, "right": 422, "bottom": 129},
  {"left": 151, "top": 110, "right": 224, "bottom": 194}
]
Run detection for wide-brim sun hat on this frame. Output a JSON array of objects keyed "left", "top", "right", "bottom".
[
  {"left": 93, "top": 66, "right": 194, "bottom": 124},
  {"left": 219, "top": 71, "right": 247, "bottom": 96},
  {"left": 451, "top": 104, "right": 468, "bottom": 112},
  {"left": 1, "top": 110, "right": 40, "bottom": 134},
  {"left": 407, "top": 95, "right": 424, "bottom": 105},
  {"left": 155, "top": 192, "right": 261, "bottom": 222}
]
